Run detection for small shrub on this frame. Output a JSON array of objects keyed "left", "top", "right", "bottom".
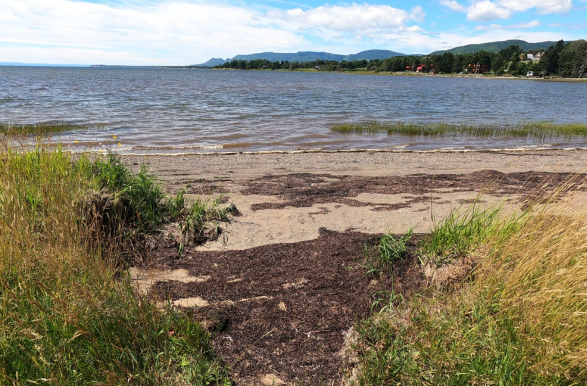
[{"left": 379, "top": 229, "right": 413, "bottom": 268}]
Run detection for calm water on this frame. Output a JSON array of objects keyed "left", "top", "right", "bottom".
[{"left": 1, "top": 66, "right": 587, "bottom": 154}]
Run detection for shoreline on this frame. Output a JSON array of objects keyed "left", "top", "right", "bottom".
[
  {"left": 209, "top": 67, "right": 587, "bottom": 82},
  {"left": 113, "top": 145, "right": 587, "bottom": 157},
  {"left": 121, "top": 148, "right": 587, "bottom": 180}
]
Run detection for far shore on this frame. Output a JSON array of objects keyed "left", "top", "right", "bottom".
[{"left": 207, "top": 67, "right": 587, "bottom": 82}]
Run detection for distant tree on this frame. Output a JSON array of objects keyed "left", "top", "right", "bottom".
[
  {"left": 572, "top": 40, "right": 587, "bottom": 77},
  {"left": 438, "top": 52, "right": 454, "bottom": 73},
  {"left": 452, "top": 55, "right": 463, "bottom": 73},
  {"left": 541, "top": 40, "right": 564, "bottom": 75},
  {"left": 491, "top": 55, "right": 504, "bottom": 73},
  {"left": 498, "top": 45, "right": 523, "bottom": 62},
  {"left": 507, "top": 51, "right": 520, "bottom": 73}
]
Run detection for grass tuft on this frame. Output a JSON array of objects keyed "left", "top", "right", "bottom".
[
  {"left": 419, "top": 204, "right": 504, "bottom": 267},
  {"left": 378, "top": 229, "right": 413, "bottom": 269}
]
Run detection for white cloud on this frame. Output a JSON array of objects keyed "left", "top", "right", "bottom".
[
  {"left": 0, "top": 0, "right": 581, "bottom": 65},
  {"left": 0, "top": 0, "right": 429, "bottom": 64},
  {"left": 440, "top": 0, "right": 573, "bottom": 21},
  {"left": 0, "top": 0, "right": 304, "bottom": 65},
  {"left": 410, "top": 6, "right": 426, "bottom": 22},
  {"left": 474, "top": 19, "right": 541, "bottom": 30},
  {"left": 439, "top": 0, "right": 466, "bottom": 12},
  {"left": 504, "top": 0, "right": 573, "bottom": 14},
  {"left": 467, "top": 1, "right": 512, "bottom": 21},
  {"left": 270, "top": 4, "right": 423, "bottom": 35}
]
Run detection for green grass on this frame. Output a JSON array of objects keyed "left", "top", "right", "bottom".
[
  {"left": 92, "top": 154, "right": 186, "bottom": 233},
  {"left": 361, "top": 231, "right": 413, "bottom": 277},
  {"left": 378, "top": 229, "right": 413, "bottom": 269},
  {"left": 0, "top": 138, "right": 232, "bottom": 384},
  {"left": 0, "top": 122, "right": 92, "bottom": 135},
  {"left": 419, "top": 204, "right": 504, "bottom": 267},
  {"left": 331, "top": 121, "right": 587, "bottom": 140},
  {"left": 352, "top": 197, "right": 587, "bottom": 385}
]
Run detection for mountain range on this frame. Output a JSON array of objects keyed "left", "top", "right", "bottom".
[
  {"left": 194, "top": 40, "right": 564, "bottom": 67},
  {"left": 193, "top": 49, "right": 408, "bottom": 67},
  {"left": 430, "top": 39, "right": 560, "bottom": 55}
]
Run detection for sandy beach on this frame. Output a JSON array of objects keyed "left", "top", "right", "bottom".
[
  {"left": 123, "top": 149, "right": 587, "bottom": 250},
  {"left": 121, "top": 149, "right": 587, "bottom": 384}
]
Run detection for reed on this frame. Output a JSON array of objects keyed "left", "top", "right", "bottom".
[
  {"left": 331, "top": 121, "right": 587, "bottom": 140},
  {"left": 0, "top": 122, "right": 91, "bottom": 135}
]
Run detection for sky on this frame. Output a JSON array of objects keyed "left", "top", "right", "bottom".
[{"left": 0, "top": 0, "right": 586, "bottom": 65}]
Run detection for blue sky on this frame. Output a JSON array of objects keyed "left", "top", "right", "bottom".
[{"left": 0, "top": 0, "right": 585, "bottom": 65}]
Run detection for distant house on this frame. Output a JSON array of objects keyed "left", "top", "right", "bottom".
[
  {"left": 416, "top": 64, "right": 426, "bottom": 72},
  {"left": 467, "top": 62, "right": 490, "bottom": 74},
  {"left": 406, "top": 65, "right": 412, "bottom": 70},
  {"left": 315, "top": 66, "right": 321, "bottom": 70},
  {"left": 526, "top": 52, "right": 543, "bottom": 62}
]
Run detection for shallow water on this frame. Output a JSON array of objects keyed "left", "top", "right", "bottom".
[{"left": 1, "top": 66, "right": 587, "bottom": 153}]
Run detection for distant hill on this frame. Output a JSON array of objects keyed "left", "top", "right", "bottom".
[
  {"left": 196, "top": 49, "right": 409, "bottom": 66},
  {"left": 192, "top": 58, "right": 229, "bottom": 67},
  {"left": 343, "top": 49, "right": 406, "bottom": 61},
  {"left": 431, "top": 40, "right": 559, "bottom": 55},
  {"left": 232, "top": 51, "right": 346, "bottom": 62}
]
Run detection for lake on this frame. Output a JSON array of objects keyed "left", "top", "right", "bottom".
[{"left": 1, "top": 66, "right": 587, "bottom": 154}]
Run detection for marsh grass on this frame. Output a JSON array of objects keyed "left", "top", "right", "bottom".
[
  {"left": 354, "top": 192, "right": 587, "bottom": 385},
  {"left": 331, "top": 121, "right": 587, "bottom": 140},
  {"left": 0, "top": 138, "right": 231, "bottom": 384},
  {"left": 0, "top": 122, "right": 92, "bottom": 135}
]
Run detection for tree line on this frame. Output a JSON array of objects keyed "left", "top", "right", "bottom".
[{"left": 215, "top": 40, "right": 587, "bottom": 78}]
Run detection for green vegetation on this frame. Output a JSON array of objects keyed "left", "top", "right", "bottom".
[
  {"left": 0, "top": 122, "right": 91, "bottom": 135},
  {"left": 331, "top": 121, "right": 587, "bottom": 140},
  {"left": 178, "top": 197, "right": 233, "bottom": 256},
  {"left": 419, "top": 204, "right": 504, "bottom": 267},
  {"left": 92, "top": 154, "right": 187, "bottom": 233},
  {"left": 378, "top": 229, "right": 413, "bottom": 269},
  {"left": 0, "top": 137, "right": 231, "bottom": 384},
  {"left": 353, "top": 197, "right": 587, "bottom": 385},
  {"left": 217, "top": 40, "right": 587, "bottom": 78}
]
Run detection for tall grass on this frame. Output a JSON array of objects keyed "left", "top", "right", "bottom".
[
  {"left": 331, "top": 121, "right": 587, "bottom": 140},
  {"left": 0, "top": 122, "right": 91, "bottom": 135},
  {"left": 354, "top": 193, "right": 587, "bottom": 385},
  {"left": 0, "top": 139, "right": 231, "bottom": 384}
]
